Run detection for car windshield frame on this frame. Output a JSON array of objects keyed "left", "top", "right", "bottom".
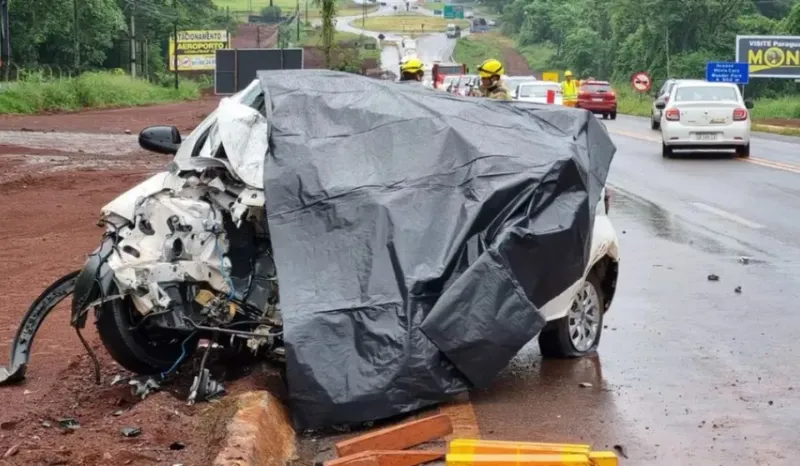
[
  {"left": 674, "top": 85, "right": 739, "bottom": 103},
  {"left": 518, "top": 83, "right": 560, "bottom": 98}
]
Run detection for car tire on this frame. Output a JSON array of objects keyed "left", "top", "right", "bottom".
[
  {"left": 736, "top": 143, "right": 750, "bottom": 158},
  {"left": 602, "top": 113, "right": 608, "bottom": 119},
  {"left": 610, "top": 112, "right": 617, "bottom": 120},
  {"left": 96, "top": 285, "right": 198, "bottom": 375},
  {"left": 539, "top": 272, "right": 605, "bottom": 359},
  {"left": 662, "top": 142, "right": 672, "bottom": 158},
  {"left": 651, "top": 118, "right": 660, "bottom": 130}
]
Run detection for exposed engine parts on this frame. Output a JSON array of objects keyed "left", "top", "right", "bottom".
[{"left": 0, "top": 168, "right": 284, "bottom": 402}]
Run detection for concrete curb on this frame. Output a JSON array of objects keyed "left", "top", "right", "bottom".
[{"left": 213, "top": 391, "right": 297, "bottom": 466}]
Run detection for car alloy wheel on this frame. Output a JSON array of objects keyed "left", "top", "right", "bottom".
[{"left": 567, "top": 281, "right": 601, "bottom": 352}]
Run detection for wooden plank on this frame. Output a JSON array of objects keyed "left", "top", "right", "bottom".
[
  {"left": 335, "top": 414, "right": 454, "bottom": 457},
  {"left": 325, "top": 452, "right": 381, "bottom": 466},
  {"left": 325, "top": 450, "right": 444, "bottom": 466}
]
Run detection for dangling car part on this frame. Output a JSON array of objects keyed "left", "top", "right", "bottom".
[{"left": 0, "top": 271, "right": 81, "bottom": 384}]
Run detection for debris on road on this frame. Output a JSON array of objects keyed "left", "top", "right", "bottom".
[
  {"left": 2, "top": 443, "right": 20, "bottom": 458},
  {"left": 735, "top": 286, "right": 742, "bottom": 293},
  {"left": 740, "top": 256, "right": 750, "bottom": 265},
  {"left": 121, "top": 426, "right": 142, "bottom": 438},
  {"left": 612, "top": 444, "right": 628, "bottom": 459},
  {"left": 578, "top": 382, "right": 593, "bottom": 388},
  {"left": 708, "top": 273, "right": 720, "bottom": 281}
]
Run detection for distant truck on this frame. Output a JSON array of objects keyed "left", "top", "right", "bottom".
[
  {"left": 432, "top": 62, "right": 467, "bottom": 89},
  {"left": 470, "top": 17, "right": 490, "bottom": 33}
]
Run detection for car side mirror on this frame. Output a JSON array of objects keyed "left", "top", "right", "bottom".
[
  {"left": 655, "top": 102, "right": 666, "bottom": 110},
  {"left": 139, "top": 125, "right": 181, "bottom": 155},
  {"left": 744, "top": 99, "right": 754, "bottom": 109}
]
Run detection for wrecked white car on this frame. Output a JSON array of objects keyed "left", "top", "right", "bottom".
[{"left": 0, "top": 71, "right": 617, "bottom": 429}]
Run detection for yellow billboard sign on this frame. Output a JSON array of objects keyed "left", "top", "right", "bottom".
[
  {"left": 735, "top": 35, "right": 800, "bottom": 79},
  {"left": 168, "top": 30, "right": 229, "bottom": 72},
  {"left": 542, "top": 71, "right": 559, "bottom": 82}
]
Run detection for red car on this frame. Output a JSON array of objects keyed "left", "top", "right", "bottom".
[{"left": 576, "top": 80, "right": 617, "bottom": 120}]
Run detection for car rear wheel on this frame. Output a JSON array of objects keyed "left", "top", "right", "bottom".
[
  {"left": 662, "top": 142, "right": 673, "bottom": 158},
  {"left": 610, "top": 112, "right": 617, "bottom": 120},
  {"left": 539, "top": 273, "right": 605, "bottom": 358},
  {"left": 651, "top": 117, "right": 660, "bottom": 130},
  {"left": 736, "top": 144, "right": 750, "bottom": 158}
]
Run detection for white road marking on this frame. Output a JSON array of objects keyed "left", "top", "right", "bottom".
[{"left": 690, "top": 202, "right": 765, "bottom": 229}]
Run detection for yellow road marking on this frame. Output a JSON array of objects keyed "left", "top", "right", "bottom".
[{"left": 607, "top": 128, "right": 800, "bottom": 174}]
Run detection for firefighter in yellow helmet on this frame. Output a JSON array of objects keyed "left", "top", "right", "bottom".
[
  {"left": 399, "top": 57, "right": 425, "bottom": 83},
  {"left": 561, "top": 70, "right": 578, "bottom": 107},
  {"left": 476, "top": 58, "right": 511, "bottom": 100}
]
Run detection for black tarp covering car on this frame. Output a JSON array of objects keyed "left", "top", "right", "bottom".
[{"left": 257, "top": 70, "right": 615, "bottom": 429}]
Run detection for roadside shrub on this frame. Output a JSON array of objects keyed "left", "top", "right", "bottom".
[{"left": 0, "top": 71, "right": 200, "bottom": 115}]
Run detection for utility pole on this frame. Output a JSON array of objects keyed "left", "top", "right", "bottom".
[
  {"left": 0, "top": 0, "right": 10, "bottom": 81},
  {"left": 130, "top": 0, "right": 136, "bottom": 77},
  {"left": 362, "top": 0, "right": 365, "bottom": 29},
  {"left": 296, "top": 0, "right": 300, "bottom": 41},
  {"left": 173, "top": 0, "right": 179, "bottom": 89},
  {"left": 74, "top": 0, "right": 80, "bottom": 70},
  {"left": 665, "top": 27, "right": 670, "bottom": 78}
]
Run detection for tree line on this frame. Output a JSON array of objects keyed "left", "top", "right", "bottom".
[
  {"left": 483, "top": 0, "right": 800, "bottom": 96},
  {"left": 7, "top": 0, "right": 234, "bottom": 77}
]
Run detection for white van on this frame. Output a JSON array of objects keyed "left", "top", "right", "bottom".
[{"left": 446, "top": 23, "right": 460, "bottom": 38}]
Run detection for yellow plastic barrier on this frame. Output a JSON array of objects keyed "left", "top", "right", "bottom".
[
  {"left": 449, "top": 439, "right": 590, "bottom": 456},
  {"left": 445, "top": 440, "right": 617, "bottom": 466}
]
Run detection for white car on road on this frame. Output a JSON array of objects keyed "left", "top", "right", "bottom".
[
  {"left": 656, "top": 81, "right": 754, "bottom": 159},
  {"left": 513, "top": 81, "right": 562, "bottom": 105}
]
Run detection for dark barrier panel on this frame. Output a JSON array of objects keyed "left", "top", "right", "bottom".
[{"left": 215, "top": 48, "right": 304, "bottom": 95}]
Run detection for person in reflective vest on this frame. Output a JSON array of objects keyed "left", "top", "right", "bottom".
[{"left": 561, "top": 70, "right": 578, "bottom": 107}]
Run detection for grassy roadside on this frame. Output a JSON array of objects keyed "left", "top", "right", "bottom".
[
  {"left": 354, "top": 14, "right": 469, "bottom": 33},
  {"left": 0, "top": 71, "right": 201, "bottom": 115},
  {"left": 299, "top": 28, "right": 380, "bottom": 61}
]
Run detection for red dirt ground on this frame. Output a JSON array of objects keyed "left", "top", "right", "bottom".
[
  {"left": 0, "top": 97, "right": 219, "bottom": 134},
  {"left": 0, "top": 100, "right": 281, "bottom": 464}
]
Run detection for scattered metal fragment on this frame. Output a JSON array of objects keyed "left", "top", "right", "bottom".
[
  {"left": 129, "top": 376, "right": 161, "bottom": 399},
  {"left": 2, "top": 443, "right": 20, "bottom": 458},
  {"left": 707, "top": 274, "right": 719, "bottom": 281},
  {"left": 111, "top": 374, "right": 126, "bottom": 386},
  {"left": 121, "top": 426, "right": 142, "bottom": 438},
  {"left": 58, "top": 418, "right": 80, "bottom": 430},
  {"left": 734, "top": 286, "right": 742, "bottom": 294},
  {"left": 42, "top": 421, "right": 51, "bottom": 428},
  {"left": 188, "top": 369, "right": 225, "bottom": 405},
  {"left": 113, "top": 410, "right": 126, "bottom": 417},
  {"left": 579, "top": 382, "right": 593, "bottom": 388},
  {"left": 739, "top": 256, "right": 750, "bottom": 264}
]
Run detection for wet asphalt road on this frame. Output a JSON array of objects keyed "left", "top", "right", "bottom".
[
  {"left": 330, "top": 9, "right": 800, "bottom": 463},
  {"left": 470, "top": 117, "right": 800, "bottom": 465}
]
